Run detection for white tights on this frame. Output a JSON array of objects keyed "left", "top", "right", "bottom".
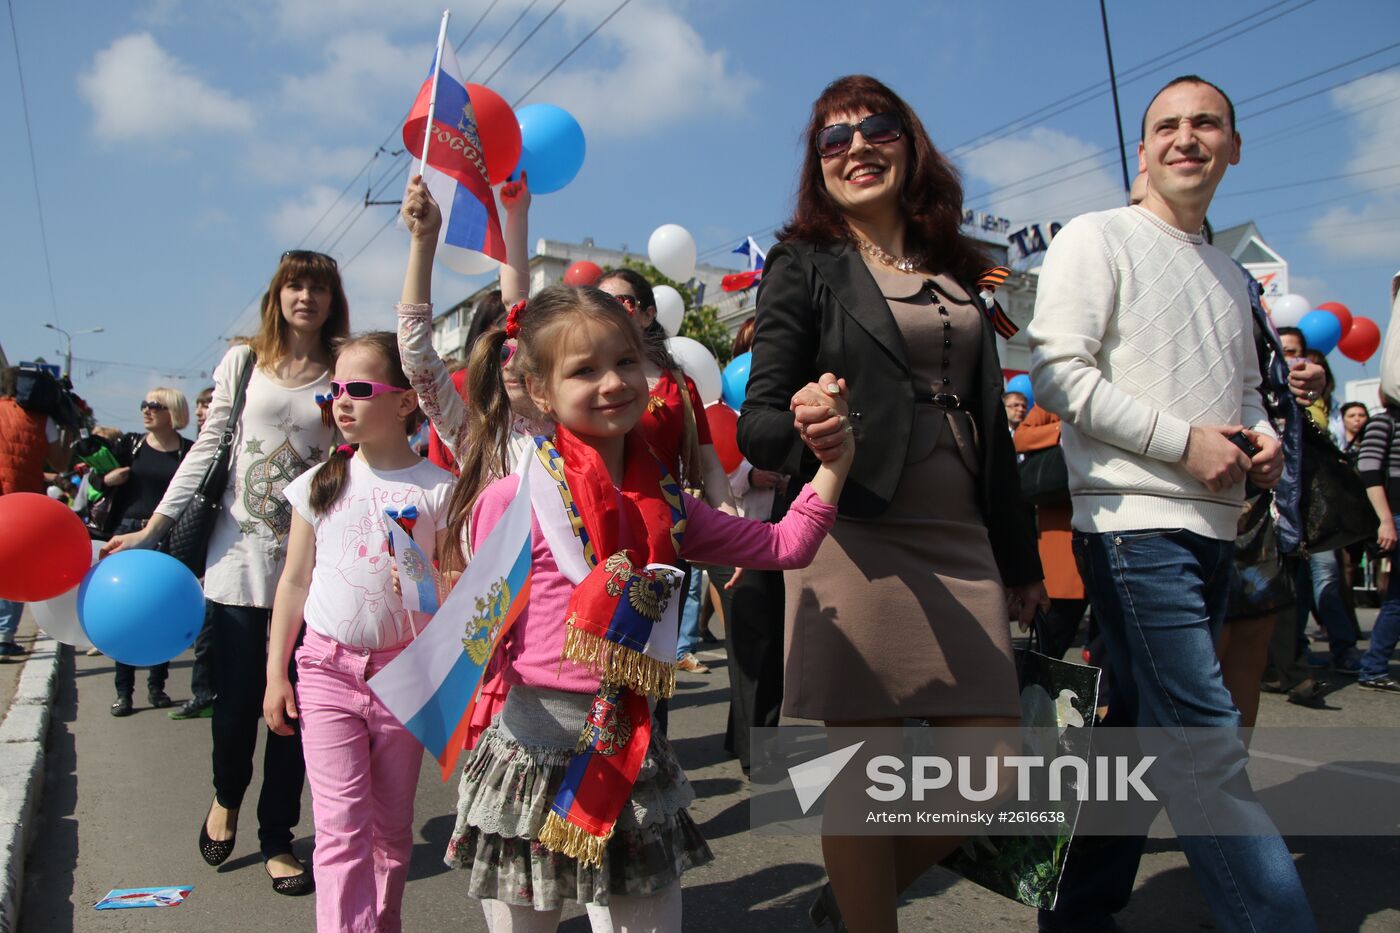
[{"left": 480, "top": 883, "right": 681, "bottom": 933}]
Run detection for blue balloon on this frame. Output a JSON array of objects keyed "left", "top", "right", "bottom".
[
  {"left": 1005, "top": 373, "right": 1034, "bottom": 409},
  {"left": 722, "top": 352, "right": 752, "bottom": 411},
  {"left": 79, "top": 550, "right": 203, "bottom": 667},
  {"left": 1298, "top": 309, "right": 1343, "bottom": 356},
  {"left": 514, "top": 104, "right": 586, "bottom": 195}
]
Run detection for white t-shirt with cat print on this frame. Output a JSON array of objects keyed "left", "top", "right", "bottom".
[{"left": 284, "top": 456, "right": 454, "bottom": 649}]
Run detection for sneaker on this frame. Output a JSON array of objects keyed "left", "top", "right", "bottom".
[
  {"left": 1358, "top": 677, "right": 1400, "bottom": 694},
  {"left": 677, "top": 653, "right": 710, "bottom": 674},
  {"left": 169, "top": 697, "right": 214, "bottom": 720},
  {"left": 148, "top": 690, "right": 174, "bottom": 709},
  {"left": 0, "top": 641, "right": 27, "bottom": 658}
]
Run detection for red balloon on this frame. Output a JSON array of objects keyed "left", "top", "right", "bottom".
[
  {"left": 464, "top": 84, "right": 522, "bottom": 185},
  {"left": 1338, "top": 316, "right": 1381, "bottom": 363},
  {"left": 1317, "top": 301, "right": 1353, "bottom": 338},
  {"left": 564, "top": 261, "right": 603, "bottom": 287},
  {"left": 0, "top": 493, "right": 93, "bottom": 602},
  {"left": 705, "top": 403, "right": 742, "bottom": 474}
]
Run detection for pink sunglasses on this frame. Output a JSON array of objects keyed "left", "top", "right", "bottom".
[{"left": 329, "top": 380, "right": 407, "bottom": 400}]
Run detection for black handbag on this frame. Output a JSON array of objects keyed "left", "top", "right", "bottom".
[
  {"left": 943, "top": 623, "right": 1100, "bottom": 909},
  {"left": 1299, "top": 415, "right": 1378, "bottom": 554},
  {"left": 163, "top": 351, "right": 256, "bottom": 576},
  {"left": 1019, "top": 445, "right": 1070, "bottom": 507},
  {"left": 1228, "top": 493, "right": 1295, "bottom": 620}
]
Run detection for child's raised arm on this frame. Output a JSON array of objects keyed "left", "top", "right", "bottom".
[
  {"left": 398, "top": 177, "right": 472, "bottom": 457},
  {"left": 499, "top": 172, "right": 531, "bottom": 307},
  {"left": 264, "top": 512, "right": 315, "bottom": 736}
]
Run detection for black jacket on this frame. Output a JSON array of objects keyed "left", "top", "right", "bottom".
[{"left": 735, "top": 239, "right": 1042, "bottom": 588}]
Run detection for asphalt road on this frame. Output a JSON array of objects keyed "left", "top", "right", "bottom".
[{"left": 15, "top": 613, "right": 1400, "bottom": 932}]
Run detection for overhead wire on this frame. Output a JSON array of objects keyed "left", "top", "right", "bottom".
[{"left": 6, "top": 0, "right": 61, "bottom": 326}]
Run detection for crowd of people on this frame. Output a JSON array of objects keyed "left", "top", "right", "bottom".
[{"left": 2, "top": 70, "right": 1398, "bottom": 933}]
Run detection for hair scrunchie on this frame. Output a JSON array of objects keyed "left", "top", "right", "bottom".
[
  {"left": 334, "top": 443, "right": 356, "bottom": 459},
  {"left": 505, "top": 300, "right": 527, "bottom": 339}
]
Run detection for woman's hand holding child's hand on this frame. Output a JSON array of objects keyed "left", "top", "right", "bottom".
[{"left": 791, "top": 373, "right": 853, "bottom": 466}]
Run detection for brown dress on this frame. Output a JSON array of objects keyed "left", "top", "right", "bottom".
[{"left": 783, "top": 262, "right": 1021, "bottom": 721}]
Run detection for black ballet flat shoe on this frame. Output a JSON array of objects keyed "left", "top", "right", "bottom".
[
  {"left": 265, "top": 857, "right": 315, "bottom": 897},
  {"left": 198, "top": 802, "right": 237, "bottom": 867}
]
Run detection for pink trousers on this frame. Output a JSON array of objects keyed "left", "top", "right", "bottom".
[{"left": 296, "top": 629, "right": 423, "bottom": 933}]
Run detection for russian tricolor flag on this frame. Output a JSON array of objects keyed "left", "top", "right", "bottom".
[
  {"left": 403, "top": 27, "right": 506, "bottom": 266},
  {"left": 721, "top": 236, "right": 766, "bottom": 292},
  {"left": 370, "top": 457, "right": 534, "bottom": 779}
]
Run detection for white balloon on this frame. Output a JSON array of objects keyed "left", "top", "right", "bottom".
[
  {"left": 667, "top": 336, "right": 723, "bottom": 405},
  {"left": 30, "top": 541, "right": 103, "bottom": 649},
  {"left": 648, "top": 224, "right": 697, "bottom": 283},
  {"left": 1270, "top": 293, "right": 1312, "bottom": 328},
  {"left": 653, "top": 285, "right": 685, "bottom": 337}
]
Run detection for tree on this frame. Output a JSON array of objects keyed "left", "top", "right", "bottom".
[{"left": 615, "top": 258, "right": 733, "bottom": 365}]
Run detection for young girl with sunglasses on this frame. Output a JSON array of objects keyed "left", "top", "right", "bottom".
[
  {"left": 263, "top": 331, "right": 454, "bottom": 932},
  {"left": 104, "top": 249, "right": 350, "bottom": 895}
]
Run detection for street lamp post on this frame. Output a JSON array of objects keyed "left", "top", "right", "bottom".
[{"left": 44, "top": 323, "right": 105, "bottom": 377}]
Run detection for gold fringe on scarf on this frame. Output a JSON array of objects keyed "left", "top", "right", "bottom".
[
  {"left": 561, "top": 621, "right": 676, "bottom": 699},
  {"left": 537, "top": 812, "right": 611, "bottom": 867}
]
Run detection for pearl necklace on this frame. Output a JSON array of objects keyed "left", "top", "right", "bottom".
[{"left": 856, "top": 237, "right": 924, "bottom": 274}]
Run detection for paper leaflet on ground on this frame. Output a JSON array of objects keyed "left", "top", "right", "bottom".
[
  {"left": 94, "top": 886, "right": 193, "bottom": 909},
  {"left": 369, "top": 454, "right": 534, "bottom": 779}
]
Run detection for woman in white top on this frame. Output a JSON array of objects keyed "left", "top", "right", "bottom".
[{"left": 105, "top": 250, "right": 349, "bottom": 895}]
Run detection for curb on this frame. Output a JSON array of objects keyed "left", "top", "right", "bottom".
[{"left": 0, "top": 635, "right": 61, "bottom": 933}]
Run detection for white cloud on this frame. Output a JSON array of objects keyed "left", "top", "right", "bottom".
[
  {"left": 1307, "top": 202, "right": 1400, "bottom": 262},
  {"left": 268, "top": 185, "right": 352, "bottom": 243},
  {"left": 510, "top": 2, "right": 757, "bottom": 135},
  {"left": 242, "top": 142, "right": 373, "bottom": 185},
  {"left": 959, "top": 127, "right": 1122, "bottom": 226},
  {"left": 1333, "top": 72, "right": 1400, "bottom": 187},
  {"left": 267, "top": 0, "right": 445, "bottom": 35},
  {"left": 1307, "top": 72, "right": 1400, "bottom": 260},
  {"left": 77, "top": 33, "right": 255, "bottom": 141},
  {"left": 277, "top": 31, "right": 426, "bottom": 129}
]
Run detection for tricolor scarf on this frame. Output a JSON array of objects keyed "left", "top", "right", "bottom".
[{"left": 532, "top": 426, "right": 687, "bottom": 866}]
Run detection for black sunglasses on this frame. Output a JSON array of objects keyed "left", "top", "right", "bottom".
[
  {"left": 281, "top": 250, "right": 338, "bottom": 268},
  {"left": 139, "top": 400, "right": 167, "bottom": 413},
  {"left": 815, "top": 112, "right": 903, "bottom": 158}
]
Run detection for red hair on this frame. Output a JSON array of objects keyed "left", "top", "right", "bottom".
[{"left": 778, "top": 75, "right": 989, "bottom": 283}]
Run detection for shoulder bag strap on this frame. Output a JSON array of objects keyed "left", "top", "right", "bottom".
[{"left": 192, "top": 349, "right": 257, "bottom": 498}]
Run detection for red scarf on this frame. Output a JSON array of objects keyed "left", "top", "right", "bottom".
[
  {"left": 537, "top": 425, "right": 687, "bottom": 866},
  {"left": 552, "top": 425, "right": 683, "bottom": 567}
]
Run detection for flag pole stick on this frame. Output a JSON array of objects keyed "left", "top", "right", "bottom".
[{"left": 419, "top": 10, "right": 451, "bottom": 179}]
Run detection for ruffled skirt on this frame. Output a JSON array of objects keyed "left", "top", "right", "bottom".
[{"left": 444, "top": 685, "right": 713, "bottom": 910}]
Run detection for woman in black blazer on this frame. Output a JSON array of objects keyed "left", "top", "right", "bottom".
[{"left": 736, "top": 74, "right": 1044, "bottom": 930}]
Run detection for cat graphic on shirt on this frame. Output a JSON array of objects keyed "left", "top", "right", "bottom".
[{"left": 335, "top": 514, "right": 399, "bottom": 644}]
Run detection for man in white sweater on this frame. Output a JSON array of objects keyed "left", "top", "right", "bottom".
[{"left": 1030, "top": 76, "right": 1315, "bottom": 933}]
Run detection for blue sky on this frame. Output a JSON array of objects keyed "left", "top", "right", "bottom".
[{"left": 2, "top": 0, "right": 1398, "bottom": 432}]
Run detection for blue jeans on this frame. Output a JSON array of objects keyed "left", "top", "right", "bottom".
[
  {"left": 0, "top": 599, "right": 20, "bottom": 643},
  {"left": 1040, "top": 528, "right": 1315, "bottom": 933},
  {"left": 1295, "top": 549, "right": 1360, "bottom": 659},
  {"left": 676, "top": 564, "right": 704, "bottom": 659},
  {"left": 1360, "top": 516, "right": 1400, "bottom": 682}
]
